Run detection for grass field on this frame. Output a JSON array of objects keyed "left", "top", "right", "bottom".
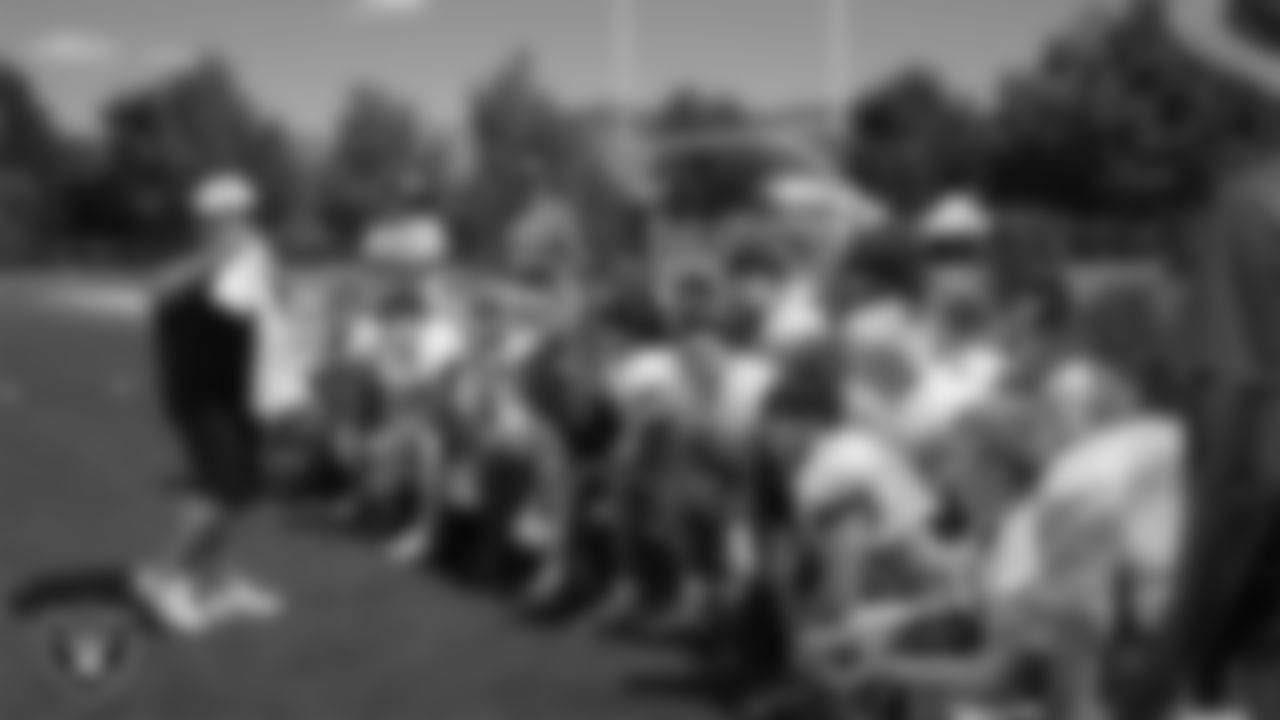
[
  {"left": 8, "top": 273, "right": 1280, "bottom": 720},
  {"left": 0, "top": 286, "right": 719, "bottom": 720}
]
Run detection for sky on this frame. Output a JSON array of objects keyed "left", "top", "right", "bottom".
[{"left": 3, "top": 0, "right": 1122, "bottom": 138}]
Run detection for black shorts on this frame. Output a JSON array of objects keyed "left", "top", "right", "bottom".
[{"left": 170, "top": 403, "right": 263, "bottom": 509}]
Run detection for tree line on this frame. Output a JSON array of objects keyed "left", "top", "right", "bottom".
[{"left": 1, "top": 0, "right": 1277, "bottom": 265}]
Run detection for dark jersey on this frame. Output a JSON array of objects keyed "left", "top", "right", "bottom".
[
  {"left": 1183, "top": 181, "right": 1280, "bottom": 389},
  {"left": 152, "top": 277, "right": 254, "bottom": 419}
]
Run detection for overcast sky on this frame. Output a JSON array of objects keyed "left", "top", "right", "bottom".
[{"left": 4, "top": 0, "right": 1121, "bottom": 137}]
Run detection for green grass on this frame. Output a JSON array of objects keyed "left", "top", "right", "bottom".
[
  {"left": 0, "top": 293, "right": 717, "bottom": 720},
  {"left": 7, "top": 272, "right": 1280, "bottom": 720}
]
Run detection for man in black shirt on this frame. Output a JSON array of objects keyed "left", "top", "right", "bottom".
[{"left": 137, "top": 173, "right": 286, "bottom": 635}]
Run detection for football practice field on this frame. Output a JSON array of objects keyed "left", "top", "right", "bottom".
[
  {"left": 7, "top": 276, "right": 1280, "bottom": 720},
  {"left": 0, "top": 283, "right": 716, "bottom": 720}
]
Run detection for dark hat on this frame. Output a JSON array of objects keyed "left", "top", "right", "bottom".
[{"left": 1170, "top": 0, "right": 1280, "bottom": 98}]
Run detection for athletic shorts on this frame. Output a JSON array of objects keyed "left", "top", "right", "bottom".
[{"left": 171, "top": 402, "right": 263, "bottom": 509}]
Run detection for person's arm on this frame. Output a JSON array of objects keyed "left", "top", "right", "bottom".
[
  {"left": 804, "top": 535, "right": 980, "bottom": 661},
  {"left": 149, "top": 238, "right": 232, "bottom": 299},
  {"left": 836, "top": 648, "right": 1015, "bottom": 697}
]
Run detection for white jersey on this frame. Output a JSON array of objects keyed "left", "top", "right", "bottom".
[
  {"left": 448, "top": 316, "right": 545, "bottom": 449},
  {"left": 711, "top": 351, "right": 780, "bottom": 439},
  {"left": 983, "top": 414, "right": 1185, "bottom": 626},
  {"left": 1027, "top": 355, "right": 1137, "bottom": 461},
  {"left": 794, "top": 427, "right": 939, "bottom": 536},
  {"left": 890, "top": 340, "right": 1009, "bottom": 452},
  {"left": 209, "top": 236, "right": 319, "bottom": 420},
  {"left": 346, "top": 311, "right": 469, "bottom": 392},
  {"left": 760, "top": 279, "right": 830, "bottom": 355},
  {"left": 836, "top": 300, "right": 925, "bottom": 427},
  {"left": 606, "top": 345, "right": 694, "bottom": 418}
]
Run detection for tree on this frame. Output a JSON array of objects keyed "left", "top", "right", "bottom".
[
  {"left": 97, "top": 56, "right": 300, "bottom": 248},
  {"left": 846, "top": 68, "right": 989, "bottom": 214},
  {"left": 469, "top": 50, "right": 573, "bottom": 184},
  {"left": 986, "top": 0, "right": 1280, "bottom": 220},
  {"left": 453, "top": 51, "right": 579, "bottom": 262},
  {"left": 651, "top": 86, "right": 771, "bottom": 224},
  {"left": 0, "top": 61, "right": 67, "bottom": 260},
  {"left": 321, "top": 84, "right": 447, "bottom": 243}
]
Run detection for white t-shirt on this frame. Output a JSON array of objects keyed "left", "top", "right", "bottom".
[
  {"left": 346, "top": 312, "right": 469, "bottom": 391},
  {"left": 210, "top": 237, "right": 275, "bottom": 318},
  {"left": 836, "top": 300, "right": 924, "bottom": 425},
  {"left": 983, "top": 415, "right": 1185, "bottom": 625},
  {"left": 1031, "top": 355, "right": 1135, "bottom": 460},
  {"left": 760, "top": 279, "right": 830, "bottom": 355},
  {"left": 209, "top": 238, "right": 319, "bottom": 420},
  {"left": 892, "top": 341, "right": 1009, "bottom": 450},
  {"left": 711, "top": 352, "right": 780, "bottom": 438},
  {"left": 794, "top": 427, "right": 939, "bottom": 535},
  {"left": 606, "top": 346, "right": 693, "bottom": 417}
]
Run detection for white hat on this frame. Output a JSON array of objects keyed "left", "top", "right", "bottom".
[
  {"left": 768, "top": 173, "right": 889, "bottom": 242},
  {"left": 767, "top": 173, "right": 830, "bottom": 211},
  {"left": 192, "top": 173, "right": 257, "bottom": 219},
  {"left": 768, "top": 173, "right": 876, "bottom": 214},
  {"left": 361, "top": 216, "right": 450, "bottom": 266},
  {"left": 917, "top": 192, "right": 991, "bottom": 241}
]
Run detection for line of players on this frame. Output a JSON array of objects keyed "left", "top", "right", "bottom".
[{"left": 140, "top": 172, "right": 1184, "bottom": 719}]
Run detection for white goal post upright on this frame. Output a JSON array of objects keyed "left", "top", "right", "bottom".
[
  {"left": 611, "top": 0, "right": 640, "bottom": 110},
  {"left": 825, "top": 0, "right": 853, "bottom": 112}
]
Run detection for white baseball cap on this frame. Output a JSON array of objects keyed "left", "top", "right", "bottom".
[
  {"left": 767, "top": 173, "right": 889, "bottom": 246},
  {"left": 361, "top": 215, "right": 451, "bottom": 266},
  {"left": 192, "top": 173, "right": 258, "bottom": 220},
  {"left": 917, "top": 192, "right": 991, "bottom": 242}
]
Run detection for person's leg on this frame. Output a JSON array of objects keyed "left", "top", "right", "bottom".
[
  {"left": 633, "top": 427, "right": 719, "bottom": 631},
  {"left": 517, "top": 428, "right": 579, "bottom": 607},
  {"left": 158, "top": 408, "right": 255, "bottom": 572},
  {"left": 139, "top": 407, "right": 276, "bottom": 632},
  {"left": 582, "top": 413, "right": 656, "bottom": 623},
  {"left": 320, "top": 369, "right": 387, "bottom": 519},
  {"left": 354, "top": 396, "right": 421, "bottom": 519},
  {"left": 675, "top": 462, "right": 730, "bottom": 630},
  {"left": 380, "top": 411, "right": 448, "bottom": 565},
  {"left": 720, "top": 443, "right": 797, "bottom": 690}
]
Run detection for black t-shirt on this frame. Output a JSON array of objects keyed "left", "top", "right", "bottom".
[{"left": 152, "top": 277, "right": 254, "bottom": 418}]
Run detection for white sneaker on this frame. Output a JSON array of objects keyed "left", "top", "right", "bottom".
[
  {"left": 133, "top": 568, "right": 220, "bottom": 636},
  {"left": 207, "top": 574, "right": 286, "bottom": 623},
  {"left": 386, "top": 526, "right": 433, "bottom": 566},
  {"left": 513, "top": 511, "right": 556, "bottom": 552}
]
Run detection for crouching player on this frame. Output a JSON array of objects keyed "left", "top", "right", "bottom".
[
  {"left": 323, "top": 214, "right": 465, "bottom": 564},
  {"left": 821, "top": 348, "right": 1185, "bottom": 720}
]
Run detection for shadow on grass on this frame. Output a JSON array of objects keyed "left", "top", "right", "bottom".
[
  {"left": 622, "top": 661, "right": 741, "bottom": 717},
  {"left": 8, "top": 563, "right": 165, "bottom": 638}
]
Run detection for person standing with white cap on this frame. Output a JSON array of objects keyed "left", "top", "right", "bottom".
[
  {"left": 140, "top": 171, "right": 289, "bottom": 634},
  {"left": 351, "top": 205, "right": 466, "bottom": 388}
]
